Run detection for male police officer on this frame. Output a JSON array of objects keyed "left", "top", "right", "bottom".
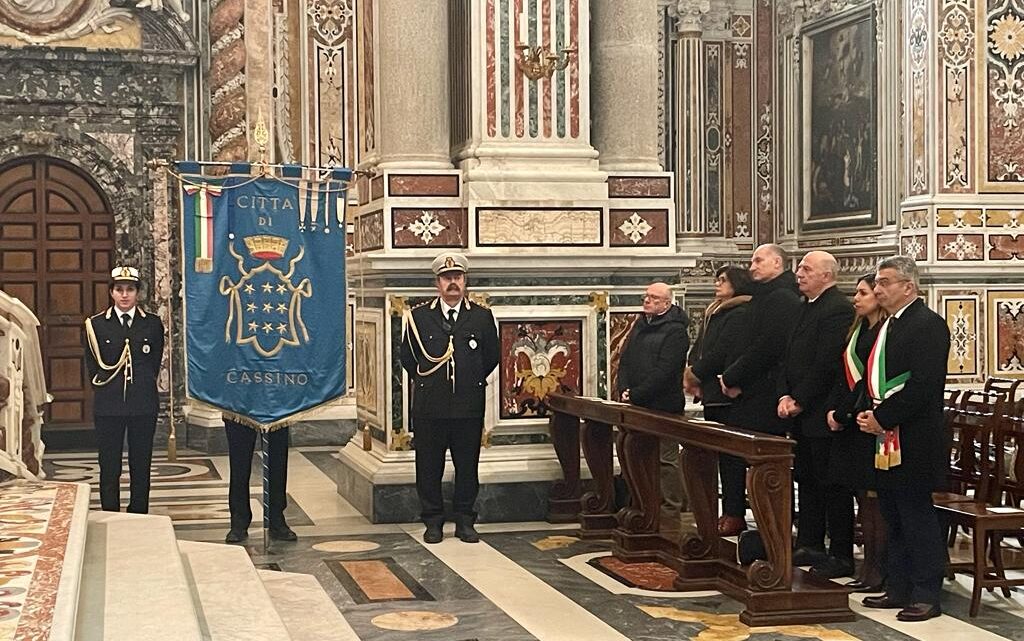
[
  {"left": 83, "top": 266, "right": 165, "bottom": 513},
  {"left": 400, "top": 253, "right": 500, "bottom": 544}
]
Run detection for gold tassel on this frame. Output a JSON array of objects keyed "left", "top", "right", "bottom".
[{"left": 195, "top": 257, "right": 213, "bottom": 273}]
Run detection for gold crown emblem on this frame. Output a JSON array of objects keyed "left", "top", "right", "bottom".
[
  {"left": 118, "top": 267, "right": 133, "bottom": 279},
  {"left": 244, "top": 235, "right": 289, "bottom": 260},
  {"left": 445, "top": 256, "right": 455, "bottom": 269}
]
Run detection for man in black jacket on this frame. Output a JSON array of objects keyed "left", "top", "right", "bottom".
[
  {"left": 401, "top": 253, "right": 500, "bottom": 544},
  {"left": 858, "top": 256, "right": 951, "bottom": 622},
  {"left": 777, "top": 251, "right": 855, "bottom": 575},
  {"left": 718, "top": 244, "right": 802, "bottom": 535},
  {"left": 616, "top": 282, "right": 690, "bottom": 531},
  {"left": 83, "top": 266, "right": 165, "bottom": 513}
]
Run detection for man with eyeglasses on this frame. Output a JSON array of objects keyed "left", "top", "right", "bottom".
[
  {"left": 616, "top": 282, "right": 690, "bottom": 534},
  {"left": 856, "top": 256, "right": 950, "bottom": 622}
]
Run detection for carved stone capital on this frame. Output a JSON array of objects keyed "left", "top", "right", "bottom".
[{"left": 672, "top": 0, "right": 710, "bottom": 34}]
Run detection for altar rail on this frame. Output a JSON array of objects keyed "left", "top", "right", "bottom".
[
  {"left": 0, "top": 290, "right": 48, "bottom": 480},
  {"left": 545, "top": 392, "right": 853, "bottom": 626}
]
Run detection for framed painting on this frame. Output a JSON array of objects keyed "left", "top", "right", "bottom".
[{"left": 801, "top": 4, "right": 878, "bottom": 231}]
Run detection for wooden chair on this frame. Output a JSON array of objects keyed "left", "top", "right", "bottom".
[
  {"left": 984, "top": 377, "right": 1023, "bottom": 403},
  {"left": 944, "top": 390, "right": 1004, "bottom": 501},
  {"left": 935, "top": 397, "right": 1024, "bottom": 616}
]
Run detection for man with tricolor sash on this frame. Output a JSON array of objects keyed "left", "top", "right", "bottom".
[{"left": 857, "top": 256, "right": 951, "bottom": 622}]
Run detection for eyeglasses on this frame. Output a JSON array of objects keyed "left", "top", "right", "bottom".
[
  {"left": 642, "top": 294, "right": 668, "bottom": 302},
  {"left": 874, "top": 278, "right": 909, "bottom": 288}
]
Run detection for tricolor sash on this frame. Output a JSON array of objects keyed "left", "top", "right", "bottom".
[
  {"left": 843, "top": 322, "right": 865, "bottom": 390},
  {"left": 865, "top": 316, "right": 911, "bottom": 469},
  {"left": 183, "top": 183, "right": 223, "bottom": 273}
]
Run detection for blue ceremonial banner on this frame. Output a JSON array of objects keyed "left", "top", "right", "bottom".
[{"left": 178, "top": 164, "right": 352, "bottom": 429}]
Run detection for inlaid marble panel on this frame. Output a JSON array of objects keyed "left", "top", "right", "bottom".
[
  {"left": 901, "top": 208, "right": 929, "bottom": 230},
  {"left": 393, "top": 208, "right": 468, "bottom": 248},
  {"left": 498, "top": 320, "right": 582, "bottom": 419},
  {"left": 936, "top": 208, "right": 984, "bottom": 227},
  {"left": 989, "top": 234, "right": 1024, "bottom": 260},
  {"left": 938, "top": 0, "right": 975, "bottom": 192},
  {"left": 944, "top": 297, "right": 980, "bottom": 376},
  {"left": 900, "top": 234, "right": 927, "bottom": 261},
  {"left": 608, "top": 210, "right": 669, "bottom": 247},
  {"left": 908, "top": 0, "right": 929, "bottom": 196},
  {"left": 355, "top": 311, "right": 384, "bottom": 425},
  {"left": 608, "top": 312, "right": 638, "bottom": 401},
  {"left": 387, "top": 174, "right": 460, "bottom": 197},
  {"left": 981, "top": 0, "right": 1024, "bottom": 190},
  {"left": 356, "top": 211, "right": 384, "bottom": 251},
  {"left": 476, "top": 209, "right": 602, "bottom": 246},
  {"left": 986, "top": 209, "right": 1024, "bottom": 227},
  {"left": 606, "top": 176, "right": 671, "bottom": 199},
  {"left": 988, "top": 291, "right": 1024, "bottom": 376},
  {"left": 937, "top": 233, "right": 984, "bottom": 260}
]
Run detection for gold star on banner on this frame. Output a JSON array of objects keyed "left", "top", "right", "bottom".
[
  {"left": 244, "top": 283, "right": 255, "bottom": 295},
  {"left": 262, "top": 282, "right": 273, "bottom": 293},
  {"left": 246, "top": 302, "right": 256, "bottom": 313},
  {"left": 262, "top": 302, "right": 273, "bottom": 313},
  {"left": 262, "top": 322, "right": 273, "bottom": 334},
  {"left": 247, "top": 321, "right": 258, "bottom": 333},
  {"left": 276, "top": 303, "right": 287, "bottom": 314},
  {"left": 276, "top": 284, "right": 287, "bottom": 294},
  {"left": 277, "top": 323, "right": 287, "bottom": 334}
]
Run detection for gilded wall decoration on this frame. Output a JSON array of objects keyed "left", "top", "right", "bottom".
[
  {"left": 988, "top": 291, "right": 1024, "bottom": 376},
  {"left": 939, "top": 0, "right": 975, "bottom": 192},
  {"left": 355, "top": 312, "right": 384, "bottom": 425},
  {"left": 980, "top": 0, "right": 1024, "bottom": 191},
  {"left": 499, "top": 320, "right": 582, "bottom": 419},
  {"left": 908, "top": 0, "right": 929, "bottom": 196},
  {"left": 802, "top": 6, "right": 878, "bottom": 230}
]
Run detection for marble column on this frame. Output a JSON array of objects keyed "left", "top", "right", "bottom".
[
  {"left": 375, "top": 0, "right": 452, "bottom": 169},
  {"left": 675, "top": 1, "right": 708, "bottom": 234},
  {"left": 590, "top": 0, "right": 661, "bottom": 171}
]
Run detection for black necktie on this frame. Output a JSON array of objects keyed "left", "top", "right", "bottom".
[
  {"left": 447, "top": 309, "right": 457, "bottom": 325},
  {"left": 121, "top": 313, "right": 130, "bottom": 329}
]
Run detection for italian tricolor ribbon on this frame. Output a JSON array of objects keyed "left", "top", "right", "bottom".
[
  {"left": 865, "top": 316, "right": 911, "bottom": 470},
  {"left": 843, "top": 322, "right": 865, "bottom": 390},
  {"left": 184, "top": 183, "right": 222, "bottom": 273}
]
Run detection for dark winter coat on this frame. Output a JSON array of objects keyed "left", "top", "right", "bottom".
[
  {"left": 688, "top": 295, "right": 752, "bottom": 409},
  {"left": 616, "top": 305, "right": 690, "bottom": 414}
]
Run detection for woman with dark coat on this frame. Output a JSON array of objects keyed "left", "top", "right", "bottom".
[
  {"left": 826, "top": 273, "right": 888, "bottom": 592},
  {"left": 685, "top": 266, "right": 754, "bottom": 536}
]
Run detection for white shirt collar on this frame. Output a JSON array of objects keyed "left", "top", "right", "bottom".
[
  {"left": 116, "top": 307, "right": 137, "bottom": 320},
  {"left": 893, "top": 298, "right": 915, "bottom": 319},
  {"left": 440, "top": 299, "right": 463, "bottom": 318}
]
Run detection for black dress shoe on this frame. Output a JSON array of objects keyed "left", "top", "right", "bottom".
[
  {"left": 792, "top": 546, "right": 829, "bottom": 567},
  {"left": 225, "top": 528, "right": 248, "bottom": 544},
  {"left": 846, "top": 579, "right": 885, "bottom": 593},
  {"left": 423, "top": 524, "right": 443, "bottom": 544},
  {"left": 862, "top": 594, "right": 910, "bottom": 609},
  {"left": 896, "top": 603, "right": 941, "bottom": 622},
  {"left": 268, "top": 525, "right": 298, "bottom": 541},
  {"left": 454, "top": 522, "right": 480, "bottom": 543},
  {"left": 810, "top": 556, "right": 855, "bottom": 579}
]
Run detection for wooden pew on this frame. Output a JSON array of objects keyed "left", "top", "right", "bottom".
[{"left": 546, "top": 393, "right": 853, "bottom": 626}]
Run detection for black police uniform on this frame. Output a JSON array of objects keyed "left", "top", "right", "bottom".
[
  {"left": 400, "top": 297, "right": 500, "bottom": 527},
  {"left": 83, "top": 306, "right": 165, "bottom": 513}
]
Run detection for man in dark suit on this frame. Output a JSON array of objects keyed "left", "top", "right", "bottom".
[
  {"left": 223, "top": 418, "right": 295, "bottom": 544},
  {"left": 616, "top": 281, "right": 690, "bottom": 533},
  {"left": 858, "top": 256, "right": 951, "bottom": 622},
  {"left": 401, "top": 252, "right": 500, "bottom": 544},
  {"left": 83, "top": 266, "right": 165, "bottom": 513},
  {"left": 776, "top": 251, "right": 855, "bottom": 575},
  {"left": 718, "top": 244, "right": 802, "bottom": 536}
]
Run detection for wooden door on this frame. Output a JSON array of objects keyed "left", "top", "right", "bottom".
[{"left": 0, "top": 156, "right": 115, "bottom": 429}]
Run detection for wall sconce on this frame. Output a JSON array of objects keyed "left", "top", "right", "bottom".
[{"left": 515, "top": 44, "right": 576, "bottom": 81}]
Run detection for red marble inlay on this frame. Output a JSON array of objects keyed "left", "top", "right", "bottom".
[
  {"left": 370, "top": 176, "right": 385, "bottom": 201},
  {"left": 729, "top": 43, "right": 753, "bottom": 240},
  {"left": 607, "top": 176, "right": 672, "bottom": 198},
  {"left": 609, "top": 209, "right": 669, "bottom": 247},
  {"left": 13, "top": 484, "right": 78, "bottom": 640},
  {"left": 609, "top": 312, "right": 639, "bottom": 401},
  {"left": 499, "top": 320, "right": 582, "bottom": 419},
  {"left": 592, "top": 555, "right": 679, "bottom": 591},
  {"left": 994, "top": 296, "right": 1024, "bottom": 372},
  {"left": 393, "top": 208, "right": 468, "bottom": 248},
  {"left": 936, "top": 233, "right": 984, "bottom": 260},
  {"left": 387, "top": 174, "right": 460, "bottom": 197},
  {"left": 357, "top": 211, "right": 385, "bottom": 252},
  {"left": 989, "top": 234, "right": 1024, "bottom": 260}
]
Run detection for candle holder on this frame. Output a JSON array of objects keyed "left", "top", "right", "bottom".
[{"left": 515, "top": 44, "right": 576, "bottom": 81}]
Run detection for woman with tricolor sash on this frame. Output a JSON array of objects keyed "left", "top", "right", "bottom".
[{"left": 826, "top": 273, "right": 887, "bottom": 593}]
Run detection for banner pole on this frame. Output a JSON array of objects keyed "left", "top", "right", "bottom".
[{"left": 262, "top": 430, "right": 269, "bottom": 554}]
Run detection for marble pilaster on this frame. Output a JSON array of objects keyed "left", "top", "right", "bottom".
[{"left": 673, "top": 1, "right": 709, "bottom": 236}]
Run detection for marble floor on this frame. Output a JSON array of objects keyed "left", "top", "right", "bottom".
[{"left": 42, "top": 447, "right": 1024, "bottom": 641}]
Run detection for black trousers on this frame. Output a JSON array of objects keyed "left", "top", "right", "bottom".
[
  {"left": 95, "top": 414, "right": 156, "bottom": 513},
  {"left": 877, "top": 486, "right": 946, "bottom": 605},
  {"left": 414, "top": 417, "right": 483, "bottom": 525},
  {"left": 794, "top": 435, "right": 854, "bottom": 559},
  {"left": 225, "top": 420, "right": 289, "bottom": 530}
]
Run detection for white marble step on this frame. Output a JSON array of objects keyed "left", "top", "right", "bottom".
[
  {"left": 258, "top": 570, "right": 360, "bottom": 641},
  {"left": 50, "top": 482, "right": 92, "bottom": 641},
  {"left": 75, "top": 512, "right": 202, "bottom": 641},
  {"left": 179, "top": 541, "right": 292, "bottom": 641}
]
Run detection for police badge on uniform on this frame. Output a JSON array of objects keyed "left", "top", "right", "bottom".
[
  {"left": 142, "top": 344, "right": 151, "bottom": 354},
  {"left": 469, "top": 338, "right": 478, "bottom": 350}
]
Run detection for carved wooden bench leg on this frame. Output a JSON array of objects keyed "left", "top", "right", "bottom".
[
  {"left": 679, "top": 445, "right": 719, "bottom": 560},
  {"left": 547, "top": 411, "right": 581, "bottom": 523},
  {"left": 745, "top": 461, "right": 792, "bottom": 591},
  {"left": 580, "top": 419, "right": 616, "bottom": 536}
]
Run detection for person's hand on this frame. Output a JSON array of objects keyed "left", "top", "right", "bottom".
[
  {"left": 620, "top": 389, "right": 631, "bottom": 402},
  {"left": 856, "top": 410, "right": 883, "bottom": 435},
  {"left": 777, "top": 395, "right": 802, "bottom": 418},
  {"left": 683, "top": 367, "right": 700, "bottom": 396},
  {"left": 720, "top": 376, "right": 741, "bottom": 399},
  {"left": 826, "top": 410, "right": 843, "bottom": 431}
]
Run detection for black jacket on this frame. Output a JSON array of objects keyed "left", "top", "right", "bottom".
[
  {"left": 400, "top": 298, "right": 500, "bottom": 420},
  {"left": 721, "top": 270, "right": 802, "bottom": 434},
  {"left": 872, "top": 298, "right": 952, "bottom": 491},
  {"left": 688, "top": 296, "right": 752, "bottom": 408},
  {"left": 84, "top": 307, "right": 165, "bottom": 416},
  {"left": 616, "top": 305, "right": 689, "bottom": 414},
  {"left": 777, "top": 285, "right": 855, "bottom": 438}
]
